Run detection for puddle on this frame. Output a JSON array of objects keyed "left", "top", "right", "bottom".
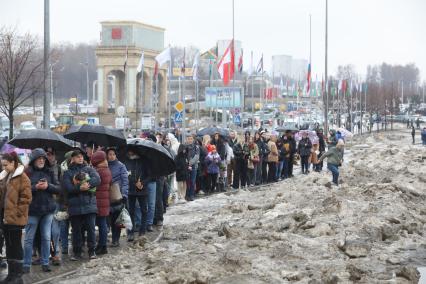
[{"left": 419, "top": 267, "right": 426, "bottom": 284}]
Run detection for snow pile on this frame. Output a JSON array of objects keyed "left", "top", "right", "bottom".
[{"left": 59, "top": 131, "right": 426, "bottom": 283}]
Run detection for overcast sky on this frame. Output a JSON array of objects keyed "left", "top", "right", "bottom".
[{"left": 2, "top": 0, "right": 426, "bottom": 81}]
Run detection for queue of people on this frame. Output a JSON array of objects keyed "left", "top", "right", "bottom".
[{"left": 0, "top": 127, "right": 345, "bottom": 283}]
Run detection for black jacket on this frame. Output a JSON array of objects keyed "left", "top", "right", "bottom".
[
  {"left": 124, "top": 157, "right": 155, "bottom": 196},
  {"left": 174, "top": 154, "right": 188, "bottom": 182},
  {"left": 298, "top": 137, "right": 312, "bottom": 157}
]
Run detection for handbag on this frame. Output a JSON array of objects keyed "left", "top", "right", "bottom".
[
  {"left": 251, "top": 155, "right": 260, "bottom": 163},
  {"left": 109, "top": 182, "right": 122, "bottom": 203}
]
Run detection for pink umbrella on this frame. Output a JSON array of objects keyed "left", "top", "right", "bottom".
[{"left": 295, "top": 130, "right": 319, "bottom": 144}]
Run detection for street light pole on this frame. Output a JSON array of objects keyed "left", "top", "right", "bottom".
[
  {"left": 43, "top": 0, "right": 51, "bottom": 129},
  {"left": 324, "top": 0, "right": 329, "bottom": 134}
]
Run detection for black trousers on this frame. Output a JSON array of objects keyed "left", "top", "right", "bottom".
[
  {"left": 206, "top": 173, "right": 218, "bottom": 194},
  {"left": 301, "top": 155, "right": 310, "bottom": 173},
  {"left": 4, "top": 225, "right": 23, "bottom": 260},
  {"left": 288, "top": 155, "right": 294, "bottom": 177},
  {"left": 70, "top": 213, "right": 96, "bottom": 255},
  {"left": 233, "top": 158, "right": 248, "bottom": 189},
  {"left": 261, "top": 160, "right": 268, "bottom": 183},
  {"left": 267, "top": 162, "right": 277, "bottom": 182}
]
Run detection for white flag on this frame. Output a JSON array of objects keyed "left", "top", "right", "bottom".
[
  {"left": 280, "top": 76, "right": 284, "bottom": 90},
  {"left": 192, "top": 52, "right": 200, "bottom": 81},
  {"left": 155, "top": 47, "right": 171, "bottom": 67},
  {"left": 136, "top": 51, "right": 144, "bottom": 73}
]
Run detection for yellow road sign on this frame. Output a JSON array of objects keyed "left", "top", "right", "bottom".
[{"left": 175, "top": 101, "right": 184, "bottom": 112}]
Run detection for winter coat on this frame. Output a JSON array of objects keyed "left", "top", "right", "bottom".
[
  {"left": 26, "top": 166, "right": 60, "bottom": 216},
  {"left": 211, "top": 139, "right": 226, "bottom": 160},
  {"left": 318, "top": 134, "right": 326, "bottom": 152},
  {"left": 233, "top": 142, "right": 250, "bottom": 160},
  {"left": 267, "top": 140, "right": 279, "bottom": 163},
  {"left": 422, "top": 129, "right": 426, "bottom": 141},
  {"left": 247, "top": 143, "right": 259, "bottom": 169},
  {"left": 94, "top": 164, "right": 112, "bottom": 217},
  {"left": 186, "top": 143, "right": 200, "bottom": 169},
  {"left": 124, "top": 156, "right": 154, "bottom": 197},
  {"left": 63, "top": 162, "right": 101, "bottom": 216},
  {"left": 175, "top": 154, "right": 189, "bottom": 182},
  {"left": 281, "top": 139, "right": 291, "bottom": 159},
  {"left": 108, "top": 159, "right": 129, "bottom": 199},
  {"left": 26, "top": 148, "right": 60, "bottom": 216},
  {"left": 205, "top": 152, "right": 221, "bottom": 174},
  {"left": 256, "top": 139, "right": 269, "bottom": 159},
  {"left": 298, "top": 137, "right": 312, "bottom": 157},
  {"left": 0, "top": 165, "right": 32, "bottom": 227},
  {"left": 319, "top": 147, "right": 344, "bottom": 166},
  {"left": 310, "top": 144, "right": 319, "bottom": 165}
]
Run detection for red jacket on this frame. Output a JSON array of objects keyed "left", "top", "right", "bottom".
[{"left": 95, "top": 164, "right": 112, "bottom": 217}]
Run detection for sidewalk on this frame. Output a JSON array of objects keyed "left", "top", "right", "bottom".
[{"left": 0, "top": 229, "right": 163, "bottom": 284}]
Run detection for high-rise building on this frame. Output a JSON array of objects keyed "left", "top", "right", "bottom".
[{"left": 272, "top": 55, "right": 308, "bottom": 80}]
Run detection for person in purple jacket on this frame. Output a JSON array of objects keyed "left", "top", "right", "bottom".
[{"left": 205, "top": 145, "right": 221, "bottom": 195}]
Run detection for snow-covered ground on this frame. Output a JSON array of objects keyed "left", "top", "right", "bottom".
[{"left": 59, "top": 129, "right": 426, "bottom": 284}]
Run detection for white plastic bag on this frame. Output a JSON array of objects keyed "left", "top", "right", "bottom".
[{"left": 115, "top": 207, "right": 133, "bottom": 231}]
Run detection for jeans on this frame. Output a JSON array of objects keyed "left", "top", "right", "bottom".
[
  {"left": 327, "top": 163, "right": 339, "bottom": 185},
  {"left": 146, "top": 182, "right": 157, "bottom": 226},
  {"left": 3, "top": 225, "right": 23, "bottom": 261},
  {"left": 187, "top": 168, "right": 197, "bottom": 199},
  {"left": 59, "top": 220, "right": 70, "bottom": 254},
  {"left": 51, "top": 218, "right": 61, "bottom": 257},
  {"left": 301, "top": 155, "right": 310, "bottom": 173},
  {"left": 24, "top": 214, "right": 53, "bottom": 267},
  {"left": 128, "top": 195, "right": 148, "bottom": 233},
  {"left": 276, "top": 161, "right": 284, "bottom": 180},
  {"left": 70, "top": 213, "right": 96, "bottom": 255},
  {"left": 96, "top": 216, "right": 108, "bottom": 247},
  {"left": 154, "top": 177, "right": 165, "bottom": 224}
]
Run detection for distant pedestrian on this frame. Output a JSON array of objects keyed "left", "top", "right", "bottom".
[
  {"left": 421, "top": 127, "right": 426, "bottom": 146},
  {"left": 411, "top": 126, "right": 415, "bottom": 144},
  {"left": 416, "top": 118, "right": 421, "bottom": 129},
  {"left": 318, "top": 139, "right": 345, "bottom": 186}
]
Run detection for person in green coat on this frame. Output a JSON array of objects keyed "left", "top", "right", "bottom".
[{"left": 318, "top": 139, "right": 344, "bottom": 186}]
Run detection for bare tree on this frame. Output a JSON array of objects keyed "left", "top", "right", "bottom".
[{"left": 0, "top": 27, "right": 44, "bottom": 138}]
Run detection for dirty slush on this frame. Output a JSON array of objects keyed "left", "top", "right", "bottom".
[{"left": 59, "top": 131, "right": 425, "bottom": 283}]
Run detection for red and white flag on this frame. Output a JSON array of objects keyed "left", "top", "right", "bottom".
[{"left": 217, "top": 40, "right": 235, "bottom": 86}]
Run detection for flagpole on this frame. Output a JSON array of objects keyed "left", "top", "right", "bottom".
[
  {"left": 168, "top": 64, "right": 171, "bottom": 129},
  {"left": 324, "top": 0, "right": 329, "bottom": 134},
  {"left": 232, "top": 0, "right": 235, "bottom": 128}
]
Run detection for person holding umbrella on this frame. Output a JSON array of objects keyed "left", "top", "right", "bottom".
[
  {"left": 124, "top": 148, "right": 155, "bottom": 240},
  {"left": 185, "top": 135, "right": 200, "bottom": 201},
  {"left": 0, "top": 152, "right": 31, "bottom": 283},
  {"left": 63, "top": 150, "right": 101, "bottom": 260},
  {"left": 23, "top": 149, "right": 60, "bottom": 273}
]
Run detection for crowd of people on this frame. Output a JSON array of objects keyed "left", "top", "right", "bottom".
[{"left": 0, "top": 128, "right": 346, "bottom": 283}]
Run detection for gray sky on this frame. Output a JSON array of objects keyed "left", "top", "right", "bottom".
[{"left": 2, "top": 0, "right": 426, "bottom": 81}]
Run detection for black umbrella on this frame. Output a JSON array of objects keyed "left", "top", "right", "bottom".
[
  {"left": 124, "top": 138, "right": 176, "bottom": 177},
  {"left": 275, "top": 126, "right": 299, "bottom": 132},
  {"left": 8, "top": 129, "right": 75, "bottom": 152},
  {"left": 196, "top": 126, "right": 230, "bottom": 137},
  {"left": 64, "top": 125, "right": 126, "bottom": 147}
]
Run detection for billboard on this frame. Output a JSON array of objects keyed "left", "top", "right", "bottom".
[
  {"left": 172, "top": 68, "right": 193, "bottom": 77},
  {"left": 205, "top": 87, "right": 242, "bottom": 108}
]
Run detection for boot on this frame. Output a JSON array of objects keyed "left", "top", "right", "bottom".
[
  {"left": 0, "top": 260, "right": 14, "bottom": 283},
  {"left": 11, "top": 262, "right": 24, "bottom": 284},
  {"left": 0, "top": 260, "right": 23, "bottom": 284}
]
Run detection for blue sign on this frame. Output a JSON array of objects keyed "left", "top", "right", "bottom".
[
  {"left": 205, "top": 87, "right": 243, "bottom": 108},
  {"left": 234, "top": 114, "right": 241, "bottom": 124},
  {"left": 174, "top": 111, "right": 183, "bottom": 123}
]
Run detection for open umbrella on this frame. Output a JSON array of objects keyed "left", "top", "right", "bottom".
[
  {"left": 196, "top": 126, "right": 229, "bottom": 137},
  {"left": 8, "top": 129, "right": 74, "bottom": 152},
  {"left": 64, "top": 125, "right": 126, "bottom": 147},
  {"left": 295, "top": 130, "right": 319, "bottom": 144},
  {"left": 337, "top": 127, "right": 353, "bottom": 139},
  {"left": 275, "top": 125, "right": 299, "bottom": 132},
  {"left": 124, "top": 138, "right": 175, "bottom": 177}
]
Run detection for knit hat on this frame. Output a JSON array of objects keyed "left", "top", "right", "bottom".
[{"left": 90, "top": 151, "right": 106, "bottom": 167}]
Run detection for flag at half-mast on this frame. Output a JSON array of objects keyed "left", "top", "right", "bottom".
[
  {"left": 136, "top": 51, "right": 144, "bottom": 74},
  {"left": 217, "top": 39, "right": 235, "bottom": 86},
  {"left": 256, "top": 54, "right": 263, "bottom": 74},
  {"left": 154, "top": 47, "right": 171, "bottom": 79},
  {"left": 123, "top": 45, "right": 129, "bottom": 73},
  {"left": 238, "top": 49, "right": 243, "bottom": 73},
  {"left": 306, "top": 62, "right": 311, "bottom": 94}
]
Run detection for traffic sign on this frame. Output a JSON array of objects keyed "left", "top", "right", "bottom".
[
  {"left": 175, "top": 101, "right": 184, "bottom": 112},
  {"left": 174, "top": 111, "right": 183, "bottom": 123},
  {"left": 233, "top": 114, "right": 241, "bottom": 124}
]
